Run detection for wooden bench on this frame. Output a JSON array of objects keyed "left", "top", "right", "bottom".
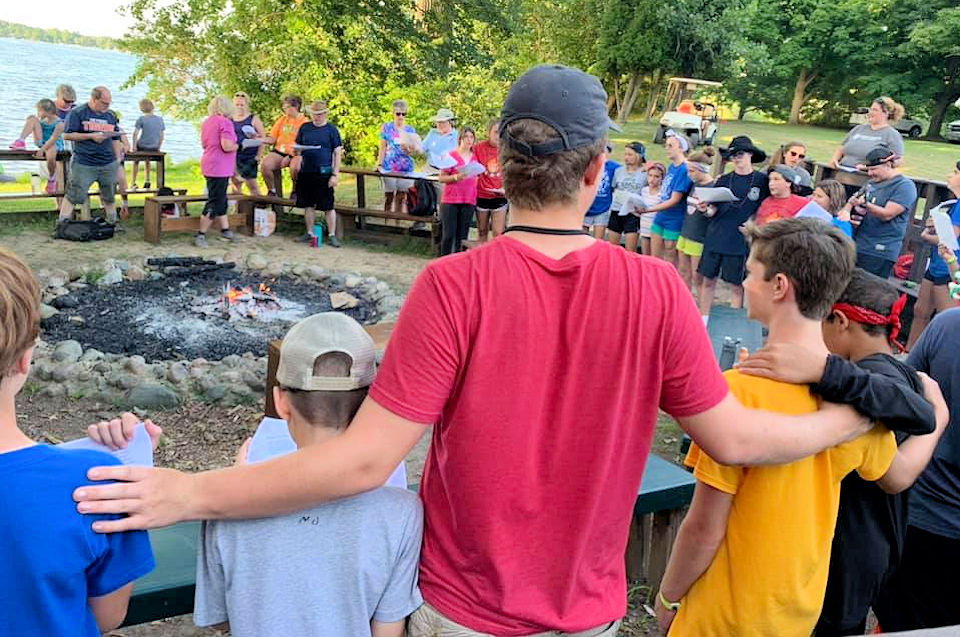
[
  {"left": 143, "top": 194, "right": 254, "bottom": 244},
  {"left": 122, "top": 457, "right": 694, "bottom": 626}
]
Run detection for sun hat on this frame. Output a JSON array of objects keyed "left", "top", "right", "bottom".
[
  {"left": 275, "top": 313, "right": 376, "bottom": 391},
  {"left": 431, "top": 107, "right": 456, "bottom": 123},
  {"left": 499, "top": 64, "right": 621, "bottom": 157},
  {"left": 306, "top": 100, "right": 329, "bottom": 115},
  {"left": 720, "top": 135, "right": 766, "bottom": 163},
  {"left": 864, "top": 144, "right": 899, "bottom": 167},
  {"left": 771, "top": 165, "right": 802, "bottom": 186}
]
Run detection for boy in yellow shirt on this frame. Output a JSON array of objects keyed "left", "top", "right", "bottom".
[{"left": 656, "top": 218, "right": 915, "bottom": 636}]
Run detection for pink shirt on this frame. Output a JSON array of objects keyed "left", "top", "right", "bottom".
[
  {"left": 440, "top": 150, "right": 478, "bottom": 205},
  {"left": 370, "top": 238, "right": 729, "bottom": 634},
  {"left": 200, "top": 115, "right": 237, "bottom": 178}
]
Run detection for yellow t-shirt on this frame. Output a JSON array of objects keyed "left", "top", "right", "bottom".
[
  {"left": 269, "top": 114, "right": 308, "bottom": 155},
  {"left": 669, "top": 370, "right": 897, "bottom": 637}
]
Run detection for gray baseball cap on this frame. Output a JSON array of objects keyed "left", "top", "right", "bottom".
[
  {"left": 276, "top": 312, "right": 376, "bottom": 391},
  {"left": 500, "top": 65, "right": 621, "bottom": 157}
]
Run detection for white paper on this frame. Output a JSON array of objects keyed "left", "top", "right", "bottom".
[
  {"left": 292, "top": 144, "right": 323, "bottom": 151},
  {"left": 835, "top": 164, "right": 860, "bottom": 173},
  {"left": 399, "top": 131, "right": 422, "bottom": 151},
  {"left": 429, "top": 153, "right": 457, "bottom": 170},
  {"left": 932, "top": 207, "right": 960, "bottom": 251},
  {"left": 796, "top": 200, "right": 833, "bottom": 222},
  {"left": 694, "top": 186, "right": 740, "bottom": 203},
  {"left": 458, "top": 162, "right": 486, "bottom": 177},
  {"left": 241, "top": 125, "right": 258, "bottom": 137},
  {"left": 618, "top": 193, "right": 647, "bottom": 216},
  {"left": 247, "top": 417, "right": 407, "bottom": 488},
  {"left": 241, "top": 138, "right": 267, "bottom": 150},
  {"left": 611, "top": 190, "right": 630, "bottom": 209},
  {"left": 58, "top": 423, "right": 154, "bottom": 467}
]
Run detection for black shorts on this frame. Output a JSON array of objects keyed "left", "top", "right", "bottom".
[
  {"left": 855, "top": 253, "right": 895, "bottom": 279},
  {"left": 698, "top": 249, "right": 746, "bottom": 285},
  {"left": 269, "top": 149, "right": 291, "bottom": 159},
  {"left": 236, "top": 156, "right": 258, "bottom": 180},
  {"left": 203, "top": 176, "right": 229, "bottom": 218},
  {"left": 924, "top": 270, "right": 951, "bottom": 286},
  {"left": 607, "top": 210, "right": 639, "bottom": 234},
  {"left": 477, "top": 196, "right": 508, "bottom": 211},
  {"left": 296, "top": 172, "right": 335, "bottom": 210}
]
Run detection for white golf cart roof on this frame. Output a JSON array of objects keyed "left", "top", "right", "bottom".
[{"left": 668, "top": 77, "right": 723, "bottom": 87}]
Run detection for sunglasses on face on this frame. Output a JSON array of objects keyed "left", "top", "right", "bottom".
[
  {"left": 787, "top": 149, "right": 806, "bottom": 159},
  {"left": 395, "top": 112, "right": 407, "bottom": 116},
  {"left": 62, "top": 100, "right": 75, "bottom": 106}
]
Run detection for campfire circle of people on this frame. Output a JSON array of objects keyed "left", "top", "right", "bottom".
[{"left": 5, "top": 65, "right": 960, "bottom": 637}]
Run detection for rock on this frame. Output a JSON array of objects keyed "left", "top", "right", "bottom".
[
  {"left": 39, "top": 304, "right": 59, "bottom": 320},
  {"left": 114, "top": 260, "right": 131, "bottom": 274},
  {"left": 98, "top": 268, "right": 123, "bottom": 286},
  {"left": 67, "top": 281, "right": 88, "bottom": 291},
  {"left": 223, "top": 250, "right": 245, "bottom": 266},
  {"left": 67, "top": 266, "right": 87, "bottom": 282},
  {"left": 221, "top": 354, "right": 241, "bottom": 367},
  {"left": 345, "top": 275, "right": 362, "bottom": 289},
  {"left": 40, "top": 385, "right": 66, "bottom": 398},
  {"left": 47, "top": 269, "right": 69, "bottom": 288},
  {"left": 220, "top": 370, "right": 243, "bottom": 384},
  {"left": 52, "top": 340, "right": 83, "bottom": 362},
  {"left": 68, "top": 315, "right": 86, "bottom": 326},
  {"left": 126, "top": 265, "right": 147, "bottom": 281},
  {"left": 265, "top": 261, "right": 286, "bottom": 277},
  {"left": 330, "top": 291, "right": 360, "bottom": 309},
  {"left": 52, "top": 362, "right": 79, "bottom": 382},
  {"left": 51, "top": 295, "right": 80, "bottom": 309},
  {"left": 125, "top": 356, "right": 149, "bottom": 375},
  {"left": 127, "top": 384, "right": 180, "bottom": 409},
  {"left": 32, "top": 361, "right": 54, "bottom": 381},
  {"left": 148, "top": 272, "right": 164, "bottom": 281},
  {"left": 93, "top": 361, "right": 112, "bottom": 374},
  {"left": 243, "top": 371, "right": 265, "bottom": 392},
  {"left": 291, "top": 263, "right": 307, "bottom": 277},
  {"left": 80, "top": 348, "right": 105, "bottom": 363},
  {"left": 205, "top": 384, "right": 228, "bottom": 402},
  {"left": 246, "top": 254, "right": 268, "bottom": 270},
  {"left": 49, "top": 286, "right": 70, "bottom": 298},
  {"left": 167, "top": 363, "right": 189, "bottom": 384},
  {"left": 305, "top": 265, "right": 328, "bottom": 281}
]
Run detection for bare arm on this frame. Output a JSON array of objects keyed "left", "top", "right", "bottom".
[
  {"left": 75, "top": 398, "right": 427, "bottom": 530},
  {"left": 371, "top": 620, "right": 405, "bottom": 637},
  {"left": 64, "top": 131, "right": 104, "bottom": 142},
  {"left": 132, "top": 128, "right": 140, "bottom": 151},
  {"left": 377, "top": 139, "right": 387, "bottom": 167},
  {"left": 40, "top": 123, "right": 64, "bottom": 152},
  {"left": 88, "top": 582, "right": 133, "bottom": 633},
  {"left": 830, "top": 145, "right": 845, "bottom": 168},
  {"left": 675, "top": 393, "right": 869, "bottom": 466},
  {"left": 437, "top": 170, "right": 463, "bottom": 184},
  {"left": 641, "top": 190, "right": 683, "bottom": 214},
  {"left": 864, "top": 200, "right": 906, "bottom": 222},
  {"left": 220, "top": 135, "right": 238, "bottom": 153}
]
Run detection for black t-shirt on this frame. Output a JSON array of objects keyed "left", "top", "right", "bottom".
[
  {"left": 703, "top": 170, "right": 769, "bottom": 256},
  {"left": 815, "top": 353, "right": 930, "bottom": 628},
  {"left": 295, "top": 122, "right": 342, "bottom": 173},
  {"left": 681, "top": 179, "right": 713, "bottom": 243}
]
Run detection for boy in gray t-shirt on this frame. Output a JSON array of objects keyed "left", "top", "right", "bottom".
[
  {"left": 132, "top": 98, "right": 165, "bottom": 188},
  {"left": 194, "top": 313, "right": 424, "bottom": 637}
]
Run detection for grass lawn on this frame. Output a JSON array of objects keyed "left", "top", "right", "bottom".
[{"left": 3, "top": 118, "right": 958, "bottom": 214}]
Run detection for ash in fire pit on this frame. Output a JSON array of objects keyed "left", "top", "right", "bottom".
[{"left": 42, "top": 270, "right": 379, "bottom": 362}]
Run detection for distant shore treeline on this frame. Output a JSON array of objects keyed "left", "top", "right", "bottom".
[{"left": 0, "top": 21, "right": 116, "bottom": 50}]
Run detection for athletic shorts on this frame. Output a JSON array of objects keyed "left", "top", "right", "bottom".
[
  {"left": 382, "top": 176, "right": 415, "bottom": 193},
  {"left": 677, "top": 235, "right": 704, "bottom": 257},
  {"left": 269, "top": 149, "right": 291, "bottom": 159},
  {"left": 236, "top": 156, "right": 259, "bottom": 180},
  {"left": 296, "top": 172, "right": 335, "bottom": 210},
  {"left": 203, "top": 176, "right": 229, "bottom": 218},
  {"left": 583, "top": 210, "right": 610, "bottom": 227},
  {"left": 66, "top": 160, "right": 118, "bottom": 205},
  {"left": 477, "top": 196, "right": 508, "bottom": 212},
  {"left": 924, "top": 270, "right": 952, "bottom": 286},
  {"left": 699, "top": 249, "right": 746, "bottom": 285},
  {"left": 651, "top": 223, "right": 681, "bottom": 241},
  {"left": 607, "top": 210, "right": 639, "bottom": 234}
]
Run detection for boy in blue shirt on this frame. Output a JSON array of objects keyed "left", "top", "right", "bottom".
[
  {"left": 0, "top": 248, "right": 154, "bottom": 635},
  {"left": 582, "top": 144, "right": 619, "bottom": 239}
]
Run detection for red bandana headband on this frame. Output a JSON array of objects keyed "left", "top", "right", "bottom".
[{"left": 832, "top": 294, "right": 908, "bottom": 351}]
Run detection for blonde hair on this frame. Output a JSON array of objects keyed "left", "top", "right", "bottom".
[
  {"left": 207, "top": 96, "right": 235, "bottom": 117},
  {"left": 0, "top": 249, "right": 40, "bottom": 379},
  {"left": 139, "top": 98, "right": 155, "bottom": 113},
  {"left": 56, "top": 84, "right": 76, "bottom": 102},
  {"left": 874, "top": 97, "right": 905, "bottom": 122}
]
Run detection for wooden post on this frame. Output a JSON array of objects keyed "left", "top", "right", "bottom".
[
  {"left": 356, "top": 173, "right": 366, "bottom": 209},
  {"left": 237, "top": 198, "right": 255, "bottom": 236},
  {"left": 144, "top": 198, "right": 161, "bottom": 244},
  {"left": 157, "top": 152, "right": 166, "bottom": 189}
]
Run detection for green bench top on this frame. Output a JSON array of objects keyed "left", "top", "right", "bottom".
[{"left": 124, "top": 454, "right": 695, "bottom": 626}]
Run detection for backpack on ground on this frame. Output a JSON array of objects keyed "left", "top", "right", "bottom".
[
  {"left": 408, "top": 179, "right": 437, "bottom": 217},
  {"left": 55, "top": 217, "right": 115, "bottom": 242}
]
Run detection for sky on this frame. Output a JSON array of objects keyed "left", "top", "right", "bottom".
[{"left": 1, "top": 1, "right": 134, "bottom": 37}]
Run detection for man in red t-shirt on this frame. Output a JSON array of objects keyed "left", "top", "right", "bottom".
[{"left": 78, "top": 65, "right": 874, "bottom": 636}]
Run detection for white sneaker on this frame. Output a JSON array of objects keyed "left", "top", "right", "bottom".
[{"left": 194, "top": 234, "right": 209, "bottom": 248}]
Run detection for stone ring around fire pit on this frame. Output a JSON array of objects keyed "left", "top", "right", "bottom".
[{"left": 27, "top": 254, "right": 406, "bottom": 410}]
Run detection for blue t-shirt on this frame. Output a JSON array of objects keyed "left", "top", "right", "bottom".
[
  {"left": 926, "top": 200, "right": 960, "bottom": 279},
  {"left": 703, "top": 170, "right": 769, "bottom": 256},
  {"left": 0, "top": 445, "right": 155, "bottom": 635},
  {"left": 832, "top": 217, "right": 854, "bottom": 238},
  {"left": 586, "top": 160, "right": 621, "bottom": 215},
  {"left": 295, "top": 122, "right": 342, "bottom": 173},
  {"left": 854, "top": 174, "right": 917, "bottom": 260},
  {"left": 65, "top": 104, "right": 119, "bottom": 166},
  {"left": 907, "top": 308, "right": 960, "bottom": 539},
  {"left": 423, "top": 129, "right": 458, "bottom": 169},
  {"left": 654, "top": 162, "right": 693, "bottom": 232}
]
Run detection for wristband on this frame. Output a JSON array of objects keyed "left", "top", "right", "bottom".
[
  {"left": 946, "top": 256, "right": 957, "bottom": 265},
  {"left": 659, "top": 590, "right": 681, "bottom": 612}
]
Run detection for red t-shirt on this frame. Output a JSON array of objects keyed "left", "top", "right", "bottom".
[
  {"left": 474, "top": 140, "right": 503, "bottom": 199},
  {"left": 755, "top": 193, "right": 808, "bottom": 225},
  {"left": 369, "top": 237, "right": 729, "bottom": 634}
]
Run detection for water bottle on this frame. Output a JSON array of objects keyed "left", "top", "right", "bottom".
[
  {"left": 719, "top": 336, "right": 742, "bottom": 371},
  {"left": 314, "top": 224, "right": 324, "bottom": 248}
]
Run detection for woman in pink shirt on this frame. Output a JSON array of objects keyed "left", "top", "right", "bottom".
[
  {"left": 196, "top": 96, "right": 239, "bottom": 248},
  {"left": 437, "top": 127, "right": 478, "bottom": 255}
]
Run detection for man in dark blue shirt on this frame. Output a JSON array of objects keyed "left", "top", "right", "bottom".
[
  {"left": 57, "top": 86, "right": 123, "bottom": 231},
  {"left": 294, "top": 100, "right": 343, "bottom": 247}
]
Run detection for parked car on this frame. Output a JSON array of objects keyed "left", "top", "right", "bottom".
[
  {"left": 944, "top": 120, "right": 960, "bottom": 143},
  {"left": 849, "top": 107, "right": 925, "bottom": 138}
]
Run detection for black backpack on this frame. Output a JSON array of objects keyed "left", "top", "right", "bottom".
[
  {"left": 408, "top": 179, "right": 438, "bottom": 217},
  {"left": 55, "top": 217, "right": 115, "bottom": 242}
]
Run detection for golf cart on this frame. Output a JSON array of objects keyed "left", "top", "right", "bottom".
[{"left": 653, "top": 77, "right": 723, "bottom": 147}]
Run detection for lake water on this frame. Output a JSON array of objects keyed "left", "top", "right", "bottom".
[{"left": 0, "top": 37, "right": 201, "bottom": 174}]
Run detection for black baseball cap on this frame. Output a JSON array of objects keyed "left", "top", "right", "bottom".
[
  {"left": 500, "top": 64, "right": 621, "bottom": 157},
  {"left": 864, "top": 144, "right": 899, "bottom": 167}
]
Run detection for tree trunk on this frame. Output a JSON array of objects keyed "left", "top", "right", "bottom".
[
  {"left": 926, "top": 68, "right": 960, "bottom": 139},
  {"left": 788, "top": 68, "right": 816, "bottom": 125},
  {"left": 619, "top": 72, "right": 642, "bottom": 122},
  {"left": 611, "top": 76, "right": 622, "bottom": 116},
  {"left": 644, "top": 70, "right": 663, "bottom": 120},
  {"left": 738, "top": 104, "right": 748, "bottom": 121}
]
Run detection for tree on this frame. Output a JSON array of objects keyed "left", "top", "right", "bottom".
[{"left": 901, "top": 7, "right": 960, "bottom": 138}]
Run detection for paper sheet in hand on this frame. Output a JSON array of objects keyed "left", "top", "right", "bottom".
[
  {"left": 292, "top": 144, "right": 323, "bottom": 151},
  {"left": 694, "top": 187, "right": 739, "bottom": 203},
  {"left": 796, "top": 200, "right": 833, "bottom": 222},
  {"left": 836, "top": 164, "right": 860, "bottom": 173},
  {"left": 241, "top": 125, "right": 258, "bottom": 137},
  {"left": 247, "top": 417, "right": 407, "bottom": 488},
  {"left": 429, "top": 153, "right": 457, "bottom": 170},
  {"left": 617, "top": 193, "right": 647, "bottom": 216},
  {"left": 241, "top": 138, "right": 267, "bottom": 150},
  {"left": 58, "top": 423, "right": 154, "bottom": 467},
  {"left": 399, "top": 131, "right": 421, "bottom": 150},
  {"left": 932, "top": 208, "right": 960, "bottom": 251},
  {"left": 457, "top": 162, "right": 486, "bottom": 177}
]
